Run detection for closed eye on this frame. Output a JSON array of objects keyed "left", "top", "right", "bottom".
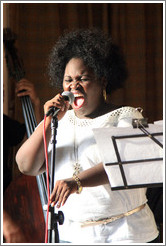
[
  {"left": 80, "top": 78, "right": 90, "bottom": 82},
  {"left": 64, "top": 79, "right": 72, "bottom": 83},
  {"left": 64, "top": 76, "right": 91, "bottom": 83}
]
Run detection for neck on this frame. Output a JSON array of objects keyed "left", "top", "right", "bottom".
[{"left": 74, "top": 102, "right": 117, "bottom": 119}]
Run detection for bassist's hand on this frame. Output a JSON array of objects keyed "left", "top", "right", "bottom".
[
  {"left": 15, "top": 78, "right": 41, "bottom": 123},
  {"left": 15, "top": 78, "right": 40, "bottom": 107}
]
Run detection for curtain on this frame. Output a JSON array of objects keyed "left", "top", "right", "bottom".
[
  {"left": 5, "top": 2, "right": 163, "bottom": 123},
  {"left": 3, "top": 3, "right": 164, "bottom": 242},
  {"left": 110, "top": 3, "right": 163, "bottom": 121},
  {"left": 3, "top": 4, "right": 10, "bottom": 115}
]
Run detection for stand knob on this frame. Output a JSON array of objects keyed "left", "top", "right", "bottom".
[{"left": 56, "top": 211, "right": 64, "bottom": 225}]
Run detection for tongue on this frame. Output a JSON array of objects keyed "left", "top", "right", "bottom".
[{"left": 73, "top": 97, "right": 85, "bottom": 109}]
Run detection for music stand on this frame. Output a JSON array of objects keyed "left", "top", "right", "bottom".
[{"left": 93, "top": 119, "right": 163, "bottom": 190}]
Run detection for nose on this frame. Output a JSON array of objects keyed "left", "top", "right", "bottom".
[{"left": 70, "top": 80, "right": 80, "bottom": 89}]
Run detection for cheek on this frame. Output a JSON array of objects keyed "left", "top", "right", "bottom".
[
  {"left": 86, "top": 84, "right": 102, "bottom": 97},
  {"left": 63, "top": 83, "right": 70, "bottom": 91}
]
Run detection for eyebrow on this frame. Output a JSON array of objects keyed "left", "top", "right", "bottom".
[{"left": 64, "top": 74, "right": 90, "bottom": 78}]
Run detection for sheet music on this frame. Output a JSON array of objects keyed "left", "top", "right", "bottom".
[{"left": 93, "top": 122, "right": 163, "bottom": 190}]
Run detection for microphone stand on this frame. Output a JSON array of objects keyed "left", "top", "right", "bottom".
[{"left": 47, "top": 113, "right": 64, "bottom": 243}]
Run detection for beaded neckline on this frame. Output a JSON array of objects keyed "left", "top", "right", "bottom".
[{"left": 67, "top": 106, "right": 138, "bottom": 127}]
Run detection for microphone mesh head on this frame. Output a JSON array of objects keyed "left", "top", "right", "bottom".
[{"left": 61, "top": 91, "right": 74, "bottom": 104}]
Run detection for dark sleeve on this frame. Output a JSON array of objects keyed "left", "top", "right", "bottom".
[
  {"left": 146, "top": 187, "right": 163, "bottom": 224},
  {"left": 3, "top": 114, "right": 26, "bottom": 146},
  {"left": 3, "top": 114, "right": 26, "bottom": 193}
]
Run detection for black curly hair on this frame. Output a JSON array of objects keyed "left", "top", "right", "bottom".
[{"left": 48, "top": 28, "right": 128, "bottom": 94}]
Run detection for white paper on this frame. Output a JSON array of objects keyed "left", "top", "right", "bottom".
[{"left": 93, "top": 123, "right": 163, "bottom": 189}]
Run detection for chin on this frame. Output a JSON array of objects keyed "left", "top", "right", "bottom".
[{"left": 73, "top": 106, "right": 87, "bottom": 116}]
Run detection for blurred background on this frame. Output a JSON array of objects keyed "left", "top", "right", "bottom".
[
  {"left": 2, "top": 2, "right": 163, "bottom": 182},
  {"left": 2, "top": 2, "right": 164, "bottom": 243},
  {"left": 3, "top": 2, "right": 163, "bottom": 124}
]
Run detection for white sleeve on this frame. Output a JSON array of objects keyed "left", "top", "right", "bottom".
[{"left": 117, "top": 107, "right": 143, "bottom": 127}]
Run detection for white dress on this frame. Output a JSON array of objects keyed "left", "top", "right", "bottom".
[{"left": 47, "top": 106, "right": 158, "bottom": 243}]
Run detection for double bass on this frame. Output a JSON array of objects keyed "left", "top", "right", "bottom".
[{"left": 3, "top": 28, "right": 47, "bottom": 243}]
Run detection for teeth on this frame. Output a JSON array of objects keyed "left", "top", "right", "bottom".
[{"left": 74, "top": 94, "right": 81, "bottom": 97}]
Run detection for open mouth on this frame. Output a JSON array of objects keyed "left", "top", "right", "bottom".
[{"left": 73, "top": 95, "right": 85, "bottom": 109}]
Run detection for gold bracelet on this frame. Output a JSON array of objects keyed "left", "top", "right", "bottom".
[{"left": 73, "top": 174, "right": 83, "bottom": 194}]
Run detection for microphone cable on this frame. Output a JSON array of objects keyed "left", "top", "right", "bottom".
[{"left": 43, "top": 114, "right": 50, "bottom": 243}]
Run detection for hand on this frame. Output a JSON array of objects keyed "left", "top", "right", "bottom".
[
  {"left": 50, "top": 178, "right": 77, "bottom": 208},
  {"left": 15, "top": 78, "right": 40, "bottom": 107},
  {"left": 3, "top": 224, "right": 27, "bottom": 243},
  {"left": 3, "top": 210, "right": 27, "bottom": 243},
  {"left": 44, "top": 93, "right": 70, "bottom": 122},
  {"left": 15, "top": 78, "right": 42, "bottom": 123}
]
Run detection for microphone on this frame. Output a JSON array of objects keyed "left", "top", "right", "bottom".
[{"left": 46, "top": 91, "right": 74, "bottom": 117}]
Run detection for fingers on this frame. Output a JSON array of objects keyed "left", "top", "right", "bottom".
[
  {"left": 44, "top": 94, "right": 62, "bottom": 112},
  {"left": 16, "top": 78, "right": 36, "bottom": 98},
  {"left": 15, "top": 78, "right": 34, "bottom": 93},
  {"left": 44, "top": 94, "right": 70, "bottom": 121},
  {"left": 15, "top": 79, "right": 41, "bottom": 107},
  {"left": 50, "top": 179, "right": 77, "bottom": 208},
  {"left": 50, "top": 180, "right": 70, "bottom": 208}
]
